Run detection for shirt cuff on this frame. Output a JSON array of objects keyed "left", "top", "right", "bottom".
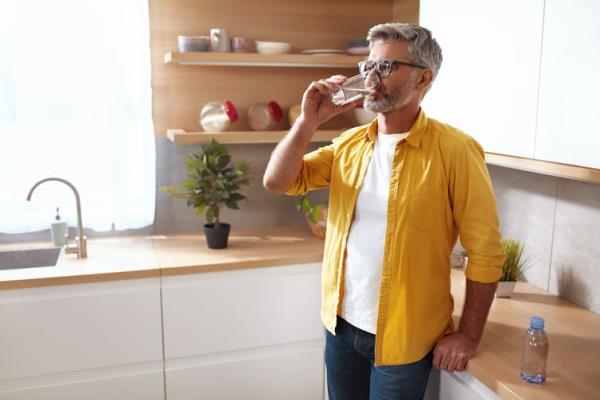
[{"left": 464, "top": 261, "right": 502, "bottom": 283}]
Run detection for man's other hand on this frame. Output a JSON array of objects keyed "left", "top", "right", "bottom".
[{"left": 432, "top": 331, "right": 477, "bottom": 372}]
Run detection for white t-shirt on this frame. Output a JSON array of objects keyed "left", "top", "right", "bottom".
[{"left": 341, "top": 130, "right": 409, "bottom": 334}]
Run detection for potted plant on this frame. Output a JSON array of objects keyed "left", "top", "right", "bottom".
[
  {"left": 297, "top": 196, "right": 328, "bottom": 240},
  {"left": 496, "top": 238, "right": 530, "bottom": 298},
  {"left": 160, "top": 139, "right": 249, "bottom": 249}
]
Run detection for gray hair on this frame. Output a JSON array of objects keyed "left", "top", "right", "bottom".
[{"left": 367, "top": 23, "right": 443, "bottom": 83}]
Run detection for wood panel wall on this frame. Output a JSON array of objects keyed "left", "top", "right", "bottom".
[
  {"left": 393, "top": 0, "right": 419, "bottom": 23},
  {"left": 149, "top": 0, "right": 418, "bottom": 136}
]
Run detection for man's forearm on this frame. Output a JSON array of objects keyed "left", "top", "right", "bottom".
[
  {"left": 263, "top": 118, "right": 316, "bottom": 194},
  {"left": 458, "top": 279, "right": 497, "bottom": 345}
]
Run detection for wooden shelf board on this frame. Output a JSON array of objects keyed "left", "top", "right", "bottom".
[
  {"left": 166, "top": 129, "right": 343, "bottom": 144},
  {"left": 485, "top": 152, "right": 600, "bottom": 185},
  {"left": 164, "top": 51, "right": 365, "bottom": 68}
]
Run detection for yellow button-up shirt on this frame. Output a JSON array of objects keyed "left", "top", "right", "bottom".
[{"left": 286, "top": 109, "right": 505, "bottom": 366}]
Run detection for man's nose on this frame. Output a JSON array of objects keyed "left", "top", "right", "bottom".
[{"left": 365, "top": 69, "right": 381, "bottom": 87}]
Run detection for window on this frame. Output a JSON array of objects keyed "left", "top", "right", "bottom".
[{"left": 0, "top": 0, "right": 155, "bottom": 233}]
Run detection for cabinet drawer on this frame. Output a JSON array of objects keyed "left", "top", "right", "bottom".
[
  {"left": 0, "top": 278, "right": 162, "bottom": 381},
  {"left": 0, "top": 370, "right": 164, "bottom": 400},
  {"left": 161, "top": 263, "right": 322, "bottom": 359},
  {"left": 165, "top": 343, "right": 323, "bottom": 400}
]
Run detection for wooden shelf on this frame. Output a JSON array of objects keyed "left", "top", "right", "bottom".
[
  {"left": 166, "top": 129, "right": 343, "bottom": 144},
  {"left": 164, "top": 51, "right": 365, "bottom": 68},
  {"left": 486, "top": 152, "right": 600, "bottom": 185}
]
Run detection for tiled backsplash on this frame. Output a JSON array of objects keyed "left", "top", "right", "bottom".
[
  {"left": 489, "top": 165, "right": 600, "bottom": 315},
  {"left": 154, "top": 137, "right": 329, "bottom": 233}
]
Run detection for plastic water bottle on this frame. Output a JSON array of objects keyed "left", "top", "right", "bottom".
[{"left": 520, "top": 316, "right": 549, "bottom": 383}]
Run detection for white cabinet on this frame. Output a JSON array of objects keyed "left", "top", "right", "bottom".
[
  {"left": 0, "top": 278, "right": 164, "bottom": 400},
  {"left": 420, "top": 0, "right": 544, "bottom": 158},
  {"left": 161, "top": 263, "right": 324, "bottom": 400},
  {"left": 421, "top": 0, "right": 600, "bottom": 170},
  {"left": 534, "top": 0, "right": 600, "bottom": 168},
  {"left": 424, "top": 369, "right": 501, "bottom": 400}
]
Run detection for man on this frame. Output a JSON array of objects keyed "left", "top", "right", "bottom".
[{"left": 263, "top": 23, "right": 505, "bottom": 400}]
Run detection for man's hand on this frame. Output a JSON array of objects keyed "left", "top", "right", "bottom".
[
  {"left": 300, "top": 75, "right": 357, "bottom": 128},
  {"left": 433, "top": 279, "right": 497, "bottom": 372},
  {"left": 432, "top": 331, "right": 478, "bottom": 372}
]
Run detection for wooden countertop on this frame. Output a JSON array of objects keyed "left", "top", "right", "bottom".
[
  {"left": 451, "top": 268, "right": 600, "bottom": 400},
  {"left": 1, "top": 229, "right": 599, "bottom": 399},
  {"left": 0, "top": 227, "right": 324, "bottom": 289}
]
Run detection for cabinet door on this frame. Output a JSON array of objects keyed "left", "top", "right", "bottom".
[
  {"left": 440, "top": 371, "right": 501, "bottom": 400},
  {"left": 0, "top": 371, "right": 164, "bottom": 400},
  {"left": 0, "top": 278, "right": 163, "bottom": 383},
  {"left": 534, "top": 0, "right": 600, "bottom": 168},
  {"left": 161, "top": 263, "right": 324, "bottom": 400},
  {"left": 424, "top": 369, "right": 501, "bottom": 400},
  {"left": 420, "top": 0, "right": 544, "bottom": 158}
]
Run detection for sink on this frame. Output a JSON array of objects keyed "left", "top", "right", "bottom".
[{"left": 0, "top": 248, "right": 61, "bottom": 270}]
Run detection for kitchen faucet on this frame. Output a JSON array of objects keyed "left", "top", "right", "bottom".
[{"left": 26, "top": 177, "right": 87, "bottom": 258}]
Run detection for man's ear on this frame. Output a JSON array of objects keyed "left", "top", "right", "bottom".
[{"left": 416, "top": 69, "right": 433, "bottom": 91}]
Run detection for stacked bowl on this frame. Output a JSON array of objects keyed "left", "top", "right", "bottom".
[{"left": 347, "top": 39, "right": 369, "bottom": 56}]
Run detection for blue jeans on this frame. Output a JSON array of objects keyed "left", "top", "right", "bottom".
[{"left": 325, "top": 316, "right": 433, "bottom": 400}]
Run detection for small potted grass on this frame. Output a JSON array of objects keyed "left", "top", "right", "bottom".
[{"left": 496, "top": 239, "right": 531, "bottom": 298}]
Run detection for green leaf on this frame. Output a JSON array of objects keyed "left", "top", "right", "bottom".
[
  {"left": 160, "top": 186, "right": 190, "bottom": 200},
  {"left": 230, "top": 193, "right": 245, "bottom": 201},
  {"left": 182, "top": 178, "right": 197, "bottom": 191},
  {"left": 185, "top": 156, "right": 197, "bottom": 173},
  {"left": 194, "top": 205, "right": 206, "bottom": 215},
  {"left": 298, "top": 197, "right": 311, "bottom": 214},
  {"left": 159, "top": 185, "right": 176, "bottom": 193},
  {"left": 309, "top": 204, "right": 322, "bottom": 223},
  {"left": 217, "top": 155, "right": 231, "bottom": 169},
  {"left": 225, "top": 200, "right": 239, "bottom": 209}
]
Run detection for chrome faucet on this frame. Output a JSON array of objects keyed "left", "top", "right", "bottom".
[{"left": 26, "top": 177, "right": 87, "bottom": 258}]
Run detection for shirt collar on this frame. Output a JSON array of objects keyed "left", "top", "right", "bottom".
[{"left": 365, "top": 108, "right": 428, "bottom": 148}]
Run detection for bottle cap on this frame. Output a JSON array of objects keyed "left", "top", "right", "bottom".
[
  {"left": 267, "top": 101, "right": 284, "bottom": 122},
  {"left": 530, "top": 316, "right": 544, "bottom": 330},
  {"left": 223, "top": 100, "right": 239, "bottom": 122}
]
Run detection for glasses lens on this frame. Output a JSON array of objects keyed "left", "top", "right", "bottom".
[
  {"left": 377, "top": 61, "right": 393, "bottom": 77},
  {"left": 359, "top": 61, "right": 374, "bottom": 78}
]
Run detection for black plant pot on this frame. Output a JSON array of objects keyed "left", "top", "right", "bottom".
[{"left": 203, "top": 223, "right": 231, "bottom": 249}]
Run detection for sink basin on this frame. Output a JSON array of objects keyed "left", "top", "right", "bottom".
[{"left": 0, "top": 248, "right": 61, "bottom": 270}]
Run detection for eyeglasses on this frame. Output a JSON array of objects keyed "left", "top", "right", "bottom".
[{"left": 358, "top": 59, "right": 427, "bottom": 79}]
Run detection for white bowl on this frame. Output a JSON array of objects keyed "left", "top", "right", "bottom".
[
  {"left": 177, "top": 35, "right": 209, "bottom": 52},
  {"left": 255, "top": 41, "right": 291, "bottom": 55}
]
